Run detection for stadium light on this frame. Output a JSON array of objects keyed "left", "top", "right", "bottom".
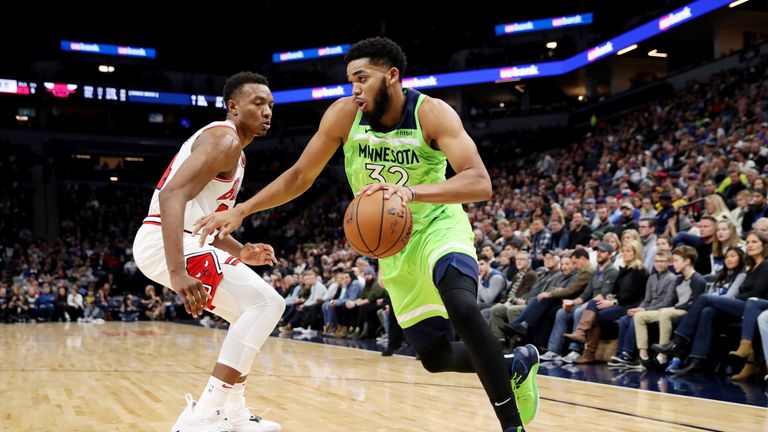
[
  {"left": 98, "top": 65, "right": 115, "bottom": 73},
  {"left": 729, "top": 0, "right": 749, "bottom": 7},
  {"left": 617, "top": 44, "right": 638, "bottom": 55},
  {"left": 648, "top": 49, "right": 668, "bottom": 58},
  {"left": 546, "top": 41, "right": 558, "bottom": 49}
]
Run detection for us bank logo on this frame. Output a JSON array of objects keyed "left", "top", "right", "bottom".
[
  {"left": 587, "top": 42, "right": 614, "bottom": 62},
  {"left": 659, "top": 7, "right": 692, "bottom": 30}
]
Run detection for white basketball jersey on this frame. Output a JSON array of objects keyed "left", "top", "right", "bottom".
[{"left": 144, "top": 120, "right": 245, "bottom": 236}]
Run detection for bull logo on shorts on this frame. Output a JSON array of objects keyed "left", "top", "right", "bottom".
[{"left": 185, "top": 251, "right": 223, "bottom": 310}]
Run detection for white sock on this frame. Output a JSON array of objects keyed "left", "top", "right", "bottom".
[
  {"left": 195, "top": 376, "right": 233, "bottom": 418},
  {"left": 225, "top": 380, "right": 247, "bottom": 408},
  {"left": 656, "top": 354, "right": 668, "bottom": 365}
]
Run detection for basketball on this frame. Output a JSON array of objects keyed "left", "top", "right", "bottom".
[{"left": 344, "top": 189, "right": 413, "bottom": 258}]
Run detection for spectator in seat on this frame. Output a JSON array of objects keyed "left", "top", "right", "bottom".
[
  {"left": 66, "top": 286, "right": 84, "bottom": 322},
  {"left": 756, "top": 310, "right": 768, "bottom": 391},
  {"left": 345, "top": 267, "right": 385, "bottom": 339},
  {"left": 0, "top": 287, "right": 8, "bottom": 322},
  {"left": 567, "top": 211, "right": 592, "bottom": 249},
  {"left": 54, "top": 285, "right": 68, "bottom": 322},
  {"left": 711, "top": 220, "right": 744, "bottom": 275},
  {"left": 7, "top": 285, "right": 29, "bottom": 323},
  {"left": 322, "top": 271, "right": 362, "bottom": 336},
  {"left": 639, "top": 217, "right": 658, "bottom": 270},
  {"left": 565, "top": 240, "right": 648, "bottom": 364},
  {"left": 654, "top": 231, "right": 768, "bottom": 375},
  {"left": 141, "top": 284, "right": 165, "bottom": 321},
  {"left": 630, "top": 247, "right": 705, "bottom": 369},
  {"left": 37, "top": 283, "right": 55, "bottom": 322},
  {"left": 25, "top": 284, "right": 39, "bottom": 322},
  {"left": 730, "top": 190, "right": 751, "bottom": 237},
  {"left": 614, "top": 202, "right": 638, "bottom": 236},
  {"left": 509, "top": 248, "right": 592, "bottom": 351},
  {"left": 742, "top": 189, "right": 768, "bottom": 234},
  {"left": 549, "top": 218, "right": 569, "bottom": 255},
  {"left": 162, "top": 286, "right": 180, "bottom": 320},
  {"left": 489, "top": 250, "right": 562, "bottom": 340},
  {"left": 120, "top": 294, "right": 139, "bottom": 322},
  {"left": 543, "top": 243, "right": 617, "bottom": 363},
  {"left": 703, "top": 194, "right": 730, "bottom": 222}
]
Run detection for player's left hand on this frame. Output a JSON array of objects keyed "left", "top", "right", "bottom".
[
  {"left": 358, "top": 183, "right": 414, "bottom": 204},
  {"left": 239, "top": 243, "right": 278, "bottom": 266},
  {"left": 192, "top": 205, "right": 246, "bottom": 247}
]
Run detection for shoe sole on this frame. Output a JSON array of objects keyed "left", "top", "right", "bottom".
[
  {"left": 528, "top": 345, "right": 540, "bottom": 425},
  {"left": 516, "top": 344, "right": 540, "bottom": 426}
]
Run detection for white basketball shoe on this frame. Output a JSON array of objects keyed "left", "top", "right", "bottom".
[
  {"left": 224, "top": 399, "right": 281, "bottom": 432},
  {"left": 170, "top": 393, "right": 233, "bottom": 432}
]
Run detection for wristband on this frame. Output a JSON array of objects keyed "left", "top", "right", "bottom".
[{"left": 405, "top": 185, "right": 416, "bottom": 201}]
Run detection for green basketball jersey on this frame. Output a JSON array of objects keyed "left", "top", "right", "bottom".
[
  {"left": 342, "top": 89, "right": 477, "bottom": 328},
  {"left": 342, "top": 88, "right": 466, "bottom": 233}
]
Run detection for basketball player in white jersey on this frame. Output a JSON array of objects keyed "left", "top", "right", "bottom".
[{"left": 133, "top": 72, "right": 284, "bottom": 432}]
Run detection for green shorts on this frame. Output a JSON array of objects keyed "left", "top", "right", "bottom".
[{"left": 379, "top": 206, "right": 476, "bottom": 328}]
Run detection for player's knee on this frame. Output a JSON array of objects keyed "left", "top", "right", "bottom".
[
  {"left": 416, "top": 337, "right": 451, "bottom": 373},
  {"left": 249, "top": 282, "right": 285, "bottom": 319},
  {"left": 419, "top": 355, "right": 445, "bottom": 373},
  {"left": 269, "top": 289, "right": 286, "bottom": 317}
]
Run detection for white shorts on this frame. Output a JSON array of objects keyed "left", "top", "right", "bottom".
[{"left": 133, "top": 221, "right": 269, "bottom": 323}]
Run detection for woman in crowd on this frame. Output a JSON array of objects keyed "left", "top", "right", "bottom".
[{"left": 654, "top": 231, "right": 768, "bottom": 375}]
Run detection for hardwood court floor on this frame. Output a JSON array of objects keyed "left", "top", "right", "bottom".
[{"left": 1, "top": 322, "right": 766, "bottom": 432}]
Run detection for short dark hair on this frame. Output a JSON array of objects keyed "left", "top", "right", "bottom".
[
  {"left": 344, "top": 37, "right": 407, "bottom": 80},
  {"left": 572, "top": 248, "right": 590, "bottom": 260},
  {"left": 223, "top": 71, "right": 269, "bottom": 104}
]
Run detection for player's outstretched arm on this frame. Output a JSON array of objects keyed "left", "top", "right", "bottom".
[
  {"left": 159, "top": 128, "right": 241, "bottom": 317},
  {"left": 192, "top": 98, "right": 356, "bottom": 244},
  {"left": 363, "top": 97, "right": 492, "bottom": 205}
]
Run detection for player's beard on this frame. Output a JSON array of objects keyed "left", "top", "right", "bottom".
[{"left": 362, "top": 77, "right": 390, "bottom": 131}]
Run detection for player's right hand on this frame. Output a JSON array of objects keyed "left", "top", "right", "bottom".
[
  {"left": 192, "top": 206, "right": 246, "bottom": 247},
  {"left": 171, "top": 274, "right": 209, "bottom": 318}
]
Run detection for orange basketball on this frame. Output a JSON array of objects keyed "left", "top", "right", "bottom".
[{"left": 344, "top": 189, "right": 413, "bottom": 258}]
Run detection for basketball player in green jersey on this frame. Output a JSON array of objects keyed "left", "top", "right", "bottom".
[{"left": 193, "top": 37, "right": 539, "bottom": 432}]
